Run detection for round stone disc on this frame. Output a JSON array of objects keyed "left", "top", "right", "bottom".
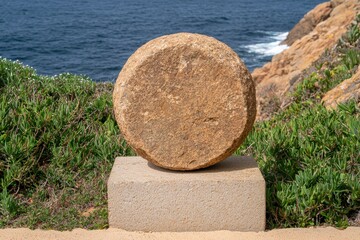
[{"left": 113, "top": 33, "right": 256, "bottom": 170}]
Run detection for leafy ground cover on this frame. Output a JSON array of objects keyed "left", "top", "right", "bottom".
[
  {"left": 237, "top": 19, "right": 360, "bottom": 228},
  {"left": 0, "top": 60, "right": 133, "bottom": 229},
  {"left": 236, "top": 101, "right": 359, "bottom": 228},
  {"left": 0, "top": 18, "right": 359, "bottom": 230}
]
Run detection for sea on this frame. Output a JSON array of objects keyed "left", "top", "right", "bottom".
[{"left": 0, "top": 0, "right": 326, "bottom": 82}]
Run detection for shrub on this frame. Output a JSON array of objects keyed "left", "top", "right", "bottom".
[
  {"left": 1, "top": 53, "right": 359, "bottom": 230},
  {"left": 237, "top": 101, "right": 360, "bottom": 228},
  {"left": 0, "top": 58, "right": 134, "bottom": 229}
]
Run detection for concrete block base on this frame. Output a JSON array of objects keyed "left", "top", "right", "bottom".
[{"left": 108, "top": 156, "right": 265, "bottom": 232}]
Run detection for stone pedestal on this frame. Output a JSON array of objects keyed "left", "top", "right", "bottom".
[{"left": 107, "top": 156, "right": 265, "bottom": 232}]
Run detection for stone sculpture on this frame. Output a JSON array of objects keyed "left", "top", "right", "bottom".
[{"left": 113, "top": 33, "right": 256, "bottom": 170}]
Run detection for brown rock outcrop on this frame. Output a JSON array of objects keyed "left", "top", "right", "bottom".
[
  {"left": 322, "top": 66, "right": 360, "bottom": 109},
  {"left": 113, "top": 33, "right": 256, "bottom": 171},
  {"left": 253, "top": 0, "right": 359, "bottom": 120},
  {"left": 281, "top": 2, "right": 332, "bottom": 46}
]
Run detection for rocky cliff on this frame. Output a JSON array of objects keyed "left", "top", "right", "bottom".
[
  {"left": 322, "top": 65, "right": 360, "bottom": 109},
  {"left": 252, "top": 0, "right": 360, "bottom": 119}
]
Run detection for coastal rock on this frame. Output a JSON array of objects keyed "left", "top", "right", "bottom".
[
  {"left": 113, "top": 33, "right": 256, "bottom": 170},
  {"left": 330, "top": 0, "right": 347, "bottom": 7},
  {"left": 322, "top": 66, "right": 360, "bottom": 109},
  {"left": 281, "top": 2, "right": 332, "bottom": 46},
  {"left": 252, "top": 0, "right": 359, "bottom": 120}
]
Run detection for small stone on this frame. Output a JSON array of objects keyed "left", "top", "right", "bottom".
[
  {"left": 81, "top": 207, "right": 96, "bottom": 217},
  {"left": 113, "top": 33, "right": 256, "bottom": 170}
]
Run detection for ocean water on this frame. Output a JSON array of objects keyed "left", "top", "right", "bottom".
[{"left": 1, "top": 0, "right": 326, "bottom": 82}]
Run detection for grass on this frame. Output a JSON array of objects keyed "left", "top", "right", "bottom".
[{"left": 1, "top": 17, "right": 360, "bottom": 230}]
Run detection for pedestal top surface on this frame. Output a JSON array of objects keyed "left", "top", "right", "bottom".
[{"left": 110, "top": 156, "right": 263, "bottom": 182}]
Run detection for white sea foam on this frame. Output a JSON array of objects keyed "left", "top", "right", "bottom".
[{"left": 246, "top": 32, "right": 289, "bottom": 57}]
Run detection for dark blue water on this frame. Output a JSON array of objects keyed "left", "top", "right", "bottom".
[{"left": 1, "top": 0, "right": 325, "bottom": 82}]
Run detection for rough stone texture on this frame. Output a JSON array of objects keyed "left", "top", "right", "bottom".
[
  {"left": 252, "top": 0, "right": 359, "bottom": 120},
  {"left": 108, "top": 156, "right": 265, "bottom": 232},
  {"left": 113, "top": 33, "right": 256, "bottom": 170},
  {"left": 281, "top": 2, "right": 332, "bottom": 46},
  {"left": 322, "top": 66, "right": 360, "bottom": 109}
]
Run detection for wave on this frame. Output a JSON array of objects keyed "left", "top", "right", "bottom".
[{"left": 245, "top": 32, "right": 289, "bottom": 57}]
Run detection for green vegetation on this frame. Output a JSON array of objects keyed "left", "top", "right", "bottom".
[
  {"left": 1, "top": 57, "right": 359, "bottom": 230},
  {"left": 342, "top": 14, "right": 360, "bottom": 45},
  {"left": 294, "top": 42, "right": 359, "bottom": 103},
  {"left": 237, "top": 18, "right": 360, "bottom": 228},
  {"left": 342, "top": 49, "right": 360, "bottom": 71},
  {"left": 293, "top": 14, "right": 360, "bottom": 105},
  {"left": 0, "top": 59, "right": 133, "bottom": 229},
  {"left": 1, "top": 16, "right": 359, "bottom": 230},
  {"left": 237, "top": 101, "right": 360, "bottom": 228}
]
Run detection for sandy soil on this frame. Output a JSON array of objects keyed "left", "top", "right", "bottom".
[{"left": 1, "top": 227, "right": 359, "bottom": 240}]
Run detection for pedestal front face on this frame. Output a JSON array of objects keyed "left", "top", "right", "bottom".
[{"left": 107, "top": 156, "right": 265, "bottom": 232}]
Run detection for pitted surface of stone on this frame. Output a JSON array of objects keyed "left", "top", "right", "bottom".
[{"left": 113, "top": 33, "right": 256, "bottom": 170}]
